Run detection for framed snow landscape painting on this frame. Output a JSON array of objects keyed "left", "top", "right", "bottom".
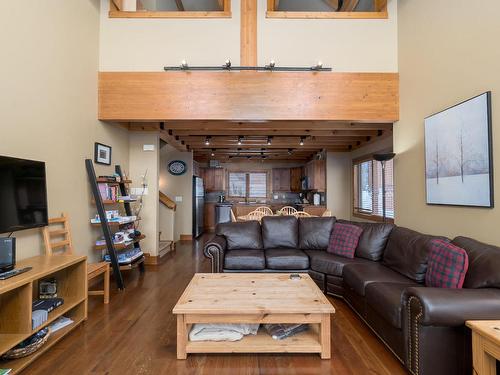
[{"left": 424, "top": 92, "right": 493, "bottom": 208}]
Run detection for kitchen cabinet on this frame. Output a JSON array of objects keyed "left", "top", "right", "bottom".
[
  {"left": 201, "top": 168, "right": 226, "bottom": 192},
  {"left": 305, "top": 160, "right": 326, "bottom": 192},
  {"left": 272, "top": 168, "right": 291, "bottom": 192},
  {"left": 290, "top": 167, "right": 303, "bottom": 192}
]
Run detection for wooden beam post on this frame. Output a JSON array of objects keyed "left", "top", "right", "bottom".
[{"left": 241, "top": 0, "right": 257, "bottom": 66}]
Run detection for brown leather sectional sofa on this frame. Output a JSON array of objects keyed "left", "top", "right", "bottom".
[{"left": 204, "top": 216, "right": 500, "bottom": 375}]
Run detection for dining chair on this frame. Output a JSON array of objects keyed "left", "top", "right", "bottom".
[
  {"left": 254, "top": 206, "right": 273, "bottom": 216},
  {"left": 278, "top": 206, "right": 298, "bottom": 216}
]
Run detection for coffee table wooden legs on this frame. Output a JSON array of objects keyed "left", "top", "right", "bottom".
[
  {"left": 320, "top": 313, "right": 331, "bottom": 359},
  {"left": 177, "top": 314, "right": 187, "bottom": 360},
  {"left": 175, "top": 313, "right": 332, "bottom": 360}
]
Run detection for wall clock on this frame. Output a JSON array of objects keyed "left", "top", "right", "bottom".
[{"left": 168, "top": 160, "right": 187, "bottom": 176}]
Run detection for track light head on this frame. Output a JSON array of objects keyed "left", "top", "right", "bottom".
[
  {"left": 266, "top": 60, "right": 276, "bottom": 70},
  {"left": 299, "top": 137, "right": 305, "bottom": 146},
  {"left": 204, "top": 136, "right": 211, "bottom": 146},
  {"left": 288, "top": 148, "right": 293, "bottom": 155},
  {"left": 223, "top": 59, "right": 232, "bottom": 69},
  {"left": 211, "top": 148, "right": 216, "bottom": 157},
  {"left": 237, "top": 136, "right": 243, "bottom": 145},
  {"left": 267, "top": 136, "right": 272, "bottom": 145},
  {"left": 312, "top": 61, "right": 323, "bottom": 70},
  {"left": 180, "top": 59, "right": 188, "bottom": 69}
]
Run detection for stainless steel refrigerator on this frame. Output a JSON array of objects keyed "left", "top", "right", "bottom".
[{"left": 192, "top": 176, "right": 205, "bottom": 238}]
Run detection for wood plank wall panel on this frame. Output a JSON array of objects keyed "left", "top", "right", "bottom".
[
  {"left": 241, "top": 0, "right": 257, "bottom": 65},
  {"left": 98, "top": 72, "right": 399, "bottom": 122}
]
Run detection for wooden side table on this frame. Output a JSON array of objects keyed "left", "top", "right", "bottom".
[{"left": 466, "top": 321, "right": 500, "bottom": 375}]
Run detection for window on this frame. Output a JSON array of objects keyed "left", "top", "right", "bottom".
[
  {"left": 109, "top": 0, "right": 231, "bottom": 19},
  {"left": 267, "top": 0, "right": 388, "bottom": 19},
  {"left": 228, "top": 172, "right": 268, "bottom": 199},
  {"left": 353, "top": 156, "right": 394, "bottom": 221}
]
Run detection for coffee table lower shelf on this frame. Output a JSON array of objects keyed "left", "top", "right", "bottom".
[
  {"left": 186, "top": 327, "right": 322, "bottom": 355},
  {"left": 176, "top": 314, "right": 331, "bottom": 360}
]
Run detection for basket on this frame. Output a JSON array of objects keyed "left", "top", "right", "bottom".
[{"left": 2, "top": 328, "right": 51, "bottom": 360}]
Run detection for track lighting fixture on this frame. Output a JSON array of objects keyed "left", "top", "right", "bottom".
[
  {"left": 299, "top": 137, "right": 305, "bottom": 146},
  {"left": 204, "top": 136, "right": 211, "bottom": 146},
  {"left": 211, "top": 149, "right": 215, "bottom": 157},
  {"left": 267, "top": 136, "right": 273, "bottom": 145},
  {"left": 237, "top": 136, "right": 243, "bottom": 145},
  {"left": 265, "top": 60, "right": 276, "bottom": 70},
  {"left": 165, "top": 62, "right": 332, "bottom": 72},
  {"left": 312, "top": 61, "right": 323, "bottom": 71},
  {"left": 288, "top": 149, "right": 293, "bottom": 155}
]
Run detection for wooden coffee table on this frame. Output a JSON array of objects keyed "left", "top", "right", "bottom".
[{"left": 173, "top": 273, "right": 335, "bottom": 359}]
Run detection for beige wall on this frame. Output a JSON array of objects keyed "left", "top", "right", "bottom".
[
  {"left": 0, "top": 1, "right": 130, "bottom": 261},
  {"left": 99, "top": 0, "right": 397, "bottom": 72},
  {"left": 159, "top": 144, "right": 193, "bottom": 241},
  {"left": 326, "top": 153, "right": 351, "bottom": 219},
  {"left": 396, "top": 0, "right": 500, "bottom": 244},
  {"left": 129, "top": 133, "right": 160, "bottom": 255}
]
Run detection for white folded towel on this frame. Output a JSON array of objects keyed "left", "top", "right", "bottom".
[{"left": 189, "top": 323, "right": 259, "bottom": 342}]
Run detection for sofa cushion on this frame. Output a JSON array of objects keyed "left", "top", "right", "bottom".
[
  {"left": 327, "top": 223, "right": 363, "bottom": 259},
  {"left": 338, "top": 220, "right": 394, "bottom": 261},
  {"left": 224, "top": 249, "right": 265, "bottom": 270},
  {"left": 261, "top": 216, "right": 298, "bottom": 249},
  {"left": 382, "top": 226, "right": 448, "bottom": 283},
  {"left": 299, "top": 217, "right": 336, "bottom": 250},
  {"left": 452, "top": 236, "right": 500, "bottom": 289},
  {"left": 426, "top": 240, "right": 469, "bottom": 289},
  {"left": 305, "top": 250, "right": 371, "bottom": 277},
  {"left": 343, "top": 263, "right": 417, "bottom": 296},
  {"left": 365, "top": 282, "right": 416, "bottom": 329},
  {"left": 265, "top": 249, "right": 309, "bottom": 270},
  {"left": 216, "top": 221, "right": 263, "bottom": 250}
]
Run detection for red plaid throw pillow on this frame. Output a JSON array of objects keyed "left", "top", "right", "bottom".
[
  {"left": 425, "top": 239, "right": 469, "bottom": 288},
  {"left": 327, "top": 223, "right": 363, "bottom": 259}
]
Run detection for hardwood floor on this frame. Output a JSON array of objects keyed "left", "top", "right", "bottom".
[{"left": 27, "top": 237, "right": 407, "bottom": 374}]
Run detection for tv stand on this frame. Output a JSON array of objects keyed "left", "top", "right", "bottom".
[{"left": 0, "top": 255, "right": 87, "bottom": 373}]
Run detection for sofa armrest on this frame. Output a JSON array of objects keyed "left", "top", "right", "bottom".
[
  {"left": 203, "top": 235, "right": 227, "bottom": 273},
  {"left": 404, "top": 287, "right": 500, "bottom": 327}
]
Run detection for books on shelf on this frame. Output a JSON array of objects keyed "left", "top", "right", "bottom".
[
  {"left": 98, "top": 183, "right": 118, "bottom": 201},
  {"left": 104, "top": 248, "right": 143, "bottom": 265},
  {"left": 90, "top": 215, "right": 137, "bottom": 225},
  {"left": 48, "top": 316, "right": 74, "bottom": 333}
]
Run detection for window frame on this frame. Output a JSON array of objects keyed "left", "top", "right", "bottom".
[
  {"left": 227, "top": 171, "right": 270, "bottom": 200},
  {"left": 109, "top": 0, "right": 232, "bottom": 19},
  {"left": 352, "top": 151, "right": 394, "bottom": 223},
  {"left": 266, "top": 0, "right": 388, "bottom": 20}
]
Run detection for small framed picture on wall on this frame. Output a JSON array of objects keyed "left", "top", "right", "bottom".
[{"left": 94, "top": 142, "right": 112, "bottom": 165}]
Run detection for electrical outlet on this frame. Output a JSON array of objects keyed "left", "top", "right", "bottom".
[{"left": 175, "top": 196, "right": 183, "bottom": 202}]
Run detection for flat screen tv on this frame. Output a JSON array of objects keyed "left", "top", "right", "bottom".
[{"left": 0, "top": 156, "right": 48, "bottom": 233}]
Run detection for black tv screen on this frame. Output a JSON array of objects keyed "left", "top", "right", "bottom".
[{"left": 0, "top": 156, "right": 48, "bottom": 233}]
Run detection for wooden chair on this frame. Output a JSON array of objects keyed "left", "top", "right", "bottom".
[
  {"left": 322, "top": 210, "right": 333, "bottom": 217},
  {"left": 254, "top": 206, "right": 273, "bottom": 216},
  {"left": 42, "top": 213, "right": 110, "bottom": 304},
  {"left": 293, "top": 211, "right": 312, "bottom": 218},
  {"left": 245, "top": 211, "right": 266, "bottom": 222},
  {"left": 278, "top": 206, "right": 298, "bottom": 216}
]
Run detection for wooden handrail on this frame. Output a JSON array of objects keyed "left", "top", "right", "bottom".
[{"left": 160, "top": 191, "right": 176, "bottom": 211}]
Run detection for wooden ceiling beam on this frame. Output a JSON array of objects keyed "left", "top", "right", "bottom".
[
  {"left": 163, "top": 121, "right": 393, "bottom": 131},
  {"left": 170, "top": 129, "right": 380, "bottom": 137}
]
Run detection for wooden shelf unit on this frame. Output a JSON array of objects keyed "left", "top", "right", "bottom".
[
  {"left": 86, "top": 161, "right": 146, "bottom": 290},
  {"left": 0, "top": 255, "right": 87, "bottom": 374}
]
